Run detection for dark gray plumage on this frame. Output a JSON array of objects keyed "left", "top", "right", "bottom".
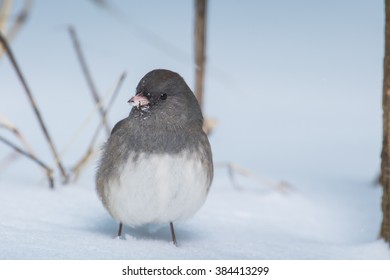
[{"left": 96, "top": 69, "right": 213, "bottom": 245}]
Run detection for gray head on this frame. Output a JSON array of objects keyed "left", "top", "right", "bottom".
[{"left": 128, "top": 69, "right": 203, "bottom": 128}]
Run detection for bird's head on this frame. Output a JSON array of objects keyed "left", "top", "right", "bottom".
[{"left": 128, "top": 69, "right": 203, "bottom": 127}]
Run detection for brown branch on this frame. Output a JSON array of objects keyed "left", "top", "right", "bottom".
[
  {"left": 381, "top": 0, "right": 390, "bottom": 242},
  {"left": 0, "top": 135, "right": 54, "bottom": 188},
  {"left": 0, "top": 31, "right": 69, "bottom": 183},
  {"left": 68, "top": 26, "right": 111, "bottom": 136},
  {"left": 72, "top": 71, "right": 127, "bottom": 181},
  {"left": 194, "top": 0, "right": 207, "bottom": 110}
]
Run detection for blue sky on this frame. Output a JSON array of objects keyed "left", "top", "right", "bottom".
[{"left": 4, "top": 0, "right": 383, "bottom": 96}]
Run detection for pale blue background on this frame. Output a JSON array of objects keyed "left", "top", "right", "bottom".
[{"left": 1, "top": 1, "right": 383, "bottom": 182}]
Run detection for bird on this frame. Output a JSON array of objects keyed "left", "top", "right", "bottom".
[{"left": 96, "top": 69, "right": 213, "bottom": 246}]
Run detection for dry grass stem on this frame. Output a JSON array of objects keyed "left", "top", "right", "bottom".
[
  {"left": 60, "top": 72, "right": 124, "bottom": 158},
  {"left": 0, "top": 113, "right": 35, "bottom": 155},
  {"left": 68, "top": 26, "right": 111, "bottom": 136},
  {"left": 6, "top": 0, "right": 33, "bottom": 42},
  {"left": 0, "top": 135, "right": 54, "bottom": 188},
  {"left": 0, "top": 0, "right": 12, "bottom": 32},
  {"left": 71, "top": 71, "right": 126, "bottom": 181},
  {"left": 194, "top": 0, "right": 207, "bottom": 109},
  {"left": 0, "top": 0, "right": 33, "bottom": 59},
  {"left": 0, "top": 31, "right": 68, "bottom": 183},
  {"left": 217, "top": 162, "right": 293, "bottom": 194}
]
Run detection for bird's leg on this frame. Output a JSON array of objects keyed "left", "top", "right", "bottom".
[
  {"left": 117, "top": 222, "right": 123, "bottom": 237},
  {"left": 169, "top": 222, "right": 177, "bottom": 246}
]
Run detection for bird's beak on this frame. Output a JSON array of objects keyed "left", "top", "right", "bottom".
[{"left": 128, "top": 93, "right": 150, "bottom": 109}]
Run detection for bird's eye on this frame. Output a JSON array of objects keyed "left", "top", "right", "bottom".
[{"left": 160, "top": 93, "right": 167, "bottom": 100}]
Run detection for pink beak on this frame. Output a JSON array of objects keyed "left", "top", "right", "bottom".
[{"left": 128, "top": 93, "right": 150, "bottom": 108}]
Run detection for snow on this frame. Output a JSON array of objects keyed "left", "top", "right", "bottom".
[
  {"left": 1, "top": 0, "right": 390, "bottom": 259},
  {"left": 0, "top": 169, "right": 389, "bottom": 259}
]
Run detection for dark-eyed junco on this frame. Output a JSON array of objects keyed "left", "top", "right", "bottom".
[{"left": 96, "top": 69, "right": 213, "bottom": 246}]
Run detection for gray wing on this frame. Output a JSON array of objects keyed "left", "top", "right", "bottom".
[
  {"left": 96, "top": 117, "right": 130, "bottom": 206},
  {"left": 110, "top": 118, "right": 128, "bottom": 136}
]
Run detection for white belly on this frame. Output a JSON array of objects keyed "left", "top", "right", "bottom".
[{"left": 104, "top": 151, "right": 209, "bottom": 227}]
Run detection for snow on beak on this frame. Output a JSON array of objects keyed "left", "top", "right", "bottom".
[{"left": 128, "top": 93, "right": 150, "bottom": 109}]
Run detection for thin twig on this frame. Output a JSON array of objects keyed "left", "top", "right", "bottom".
[
  {"left": 0, "top": 0, "right": 33, "bottom": 59},
  {"left": 59, "top": 73, "right": 124, "bottom": 157},
  {"left": 0, "top": 113, "right": 35, "bottom": 155},
  {"left": 6, "top": 0, "right": 33, "bottom": 41},
  {"left": 71, "top": 71, "right": 126, "bottom": 181},
  {"left": 217, "top": 162, "right": 293, "bottom": 194},
  {"left": 0, "top": 135, "right": 54, "bottom": 188},
  {"left": 0, "top": 0, "right": 12, "bottom": 33},
  {"left": 0, "top": 31, "right": 69, "bottom": 183},
  {"left": 194, "top": 0, "right": 207, "bottom": 109},
  {"left": 68, "top": 26, "right": 111, "bottom": 136}
]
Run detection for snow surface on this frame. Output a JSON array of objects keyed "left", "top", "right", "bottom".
[
  {"left": 1, "top": 0, "right": 390, "bottom": 259},
  {"left": 0, "top": 167, "right": 389, "bottom": 259}
]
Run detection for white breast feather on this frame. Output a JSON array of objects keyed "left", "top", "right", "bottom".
[{"left": 104, "top": 151, "right": 209, "bottom": 227}]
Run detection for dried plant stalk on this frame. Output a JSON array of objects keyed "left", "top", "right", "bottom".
[
  {"left": 68, "top": 26, "right": 111, "bottom": 136},
  {"left": 217, "top": 162, "right": 292, "bottom": 194},
  {"left": 0, "top": 32, "right": 68, "bottom": 183},
  {"left": 194, "top": 0, "right": 207, "bottom": 109},
  {"left": 72, "top": 71, "right": 126, "bottom": 181},
  {"left": 0, "top": 0, "right": 12, "bottom": 33},
  {"left": 5, "top": 0, "right": 33, "bottom": 42},
  {"left": 381, "top": 0, "right": 390, "bottom": 242},
  {"left": 0, "top": 135, "right": 54, "bottom": 188},
  {"left": 0, "top": 113, "right": 34, "bottom": 155},
  {"left": 0, "top": 0, "right": 33, "bottom": 59}
]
